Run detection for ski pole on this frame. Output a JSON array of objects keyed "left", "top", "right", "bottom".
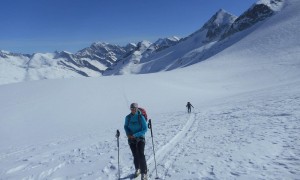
[
  {"left": 116, "top": 129, "right": 120, "bottom": 180},
  {"left": 148, "top": 119, "right": 159, "bottom": 179}
]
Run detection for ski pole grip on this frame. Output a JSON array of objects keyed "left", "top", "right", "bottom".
[
  {"left": 116, "top": 129, "right": 120, "bottom": 138},
  {"left": 148, "top": 119, "right": 154, "bottom": 137},
  {"left": 148, "top": 119, "right": 152, "bottom": 129}
]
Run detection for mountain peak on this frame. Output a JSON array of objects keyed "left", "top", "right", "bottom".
[
  {"left": 215, "top": 9, "right": 230, "bottom": 18},
  {"left": 152, "top": 36, "right": 181, "bottom": 50},
  {"left": 200, "top": 9, "right": 237, "bottom": 41},
  {"left": 55, "top": 50, "right": 72, "bottom": 55},
  {"left": 209, "top": 9, "right": 237, "bottom": 27},
  {"left": 136, "top": 40, "right": 152, "bottom": 50},
  {"left": 92, "top": 42, "right": 109, "bottom": 47},
  {"left": 167, "top": 36, "right": 181, "bottom": 41},
  {"left": 0, "top": 50, "right": 9, "bottom": 58},
  {"left": 126, "top": 43, "right": 137, "bottom": 47},
  {"left": 0, "top": 50, "right": 10, "bottom": 54},
  {"left": 216, "top": 8, "right": 226, "bottom": 13}
]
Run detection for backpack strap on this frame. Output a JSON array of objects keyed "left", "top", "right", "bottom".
[{"left": 137, "top": 110, "right": 142, "bottom": 128}]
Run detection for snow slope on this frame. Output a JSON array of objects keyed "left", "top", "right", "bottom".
[{"left": 0, "top": 0, "right": 300, "bottom": 179}]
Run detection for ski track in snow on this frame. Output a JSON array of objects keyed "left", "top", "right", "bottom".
[{"left": 0, "top": 87, "right": 300, "bottom": 180}]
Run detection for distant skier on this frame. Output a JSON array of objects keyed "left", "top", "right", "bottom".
[
  {"left": 186, "top": 102, "right": 194, "bottom": 113},
  {"left": 124, "top": 103, "right": 148, "bottom": 180}
]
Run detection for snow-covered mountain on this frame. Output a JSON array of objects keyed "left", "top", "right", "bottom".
[
  {"left": 1, "top": 37, "right": 179, "bottom": 84},
  {"left": 76, "top": 42, "right": 134, "bottom": 67},
  {"left": 0, "top": 43, "right": 136, "bottom": 84},
  {"left": 150, "top": 36, "right": 181, "bottom": 52},
  {"left": 103, "top": 9, "right": 237, "bottom": 75},
  {"left": 198, "top": 9, "right": 237, "bottom": 42},
  {"left": 104, "top": 37, "right": 181, "bottom": 75},
  {"left": 0, "top": 50, "right": 102, "bottom": 84},
  {"left": 104, "top": 0, "right": 285, "bottom": 75},
  {"left": 0, "top": 0, "right": 286, "bottom": 84},
  {"left": 222, "top": 0, "right": 285, "bottom": 38}
]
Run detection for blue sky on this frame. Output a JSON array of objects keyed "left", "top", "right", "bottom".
[{"left": 0, "top": 0, "right": 257, "bottom": 54}]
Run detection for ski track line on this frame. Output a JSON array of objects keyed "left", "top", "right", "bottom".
[
  {"left": 38, "top": 162, "right": 66, "bottom": 179},
  {"left": 157, "top": 113, "right": 201, "bottom": 179},
  {"left": 0, "top": 146, "right": 36, "bottom": 161},
  {"left": 147, "top": 113, "right": 197, "bottom": 179}
]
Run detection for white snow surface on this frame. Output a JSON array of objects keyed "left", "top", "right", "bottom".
[{"left": 0, "top": 0, "right": 300, "bottom": 179}]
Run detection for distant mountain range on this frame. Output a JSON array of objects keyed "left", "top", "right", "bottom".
[{"left": 0, "top": 0, "right": 285, "bottom": 84}]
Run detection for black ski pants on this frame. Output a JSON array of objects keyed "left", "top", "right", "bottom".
[{"left": 129, "top": 138, "right": 147, "bottom": 174}]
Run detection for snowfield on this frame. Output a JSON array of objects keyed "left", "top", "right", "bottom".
[
  {"left": 1, "top": 0, "right": 300, "bottom": 179},
  {"left": 0, "top": 79, "right": 299, "bottom": 180}
]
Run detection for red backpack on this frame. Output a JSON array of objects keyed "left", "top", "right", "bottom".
[{"left": 137, "top": 107, "right": 148, "bottom": 121}]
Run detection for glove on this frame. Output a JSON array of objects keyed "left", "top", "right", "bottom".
[{"left": 127, "top": 135, "right": 135, "bottom": 139}]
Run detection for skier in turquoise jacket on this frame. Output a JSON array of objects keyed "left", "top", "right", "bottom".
[{"left": 124, "top": 103, "right": 148, "bottom": 180}]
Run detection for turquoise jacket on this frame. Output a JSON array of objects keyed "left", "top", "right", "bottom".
[{"left": 124, "top": 110, "right": 147, "bottom": 138}]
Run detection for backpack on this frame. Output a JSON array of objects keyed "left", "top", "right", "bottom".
[{"left": 137, "top": 107, "right": 148, "bottom": 121}]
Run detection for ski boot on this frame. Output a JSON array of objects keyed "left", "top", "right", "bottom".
[
  {"left": 134, "top": 169, "right": 141, "bottom": 178},
  {"left": 141, "top": 173, "right": 147, "bottom": 180}
]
